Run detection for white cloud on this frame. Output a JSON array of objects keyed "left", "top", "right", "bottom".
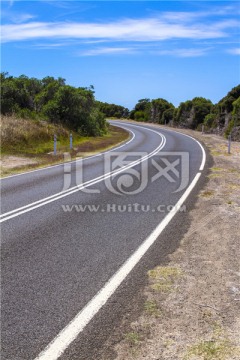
[
  {"left": 1, "top": 17, "right": 238, "bottom": 43},
  {"left": 1, "top": 9, "right": 36, "bottom": 24},
  {"left": 32, "top": 42, "right": 72, "bottom": 49},
  {"left": 1, "top": 7, "right": 238, "bottom": 60},
  {"left": 80, "top": 47, "right": 137, "bottom": 56},
  {"left": 227, "top": 48, "right": 240, "bottom": 55},
  {"left": 12, "top": 13, "right": 36, "bottom": 24},
  {"left": 161, "top": 11, "right": 206, "bottom": 22},
  {"left": 155, "top": 48, "right": 210, "bottom": 58}
]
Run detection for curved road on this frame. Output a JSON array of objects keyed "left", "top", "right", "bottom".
[{"left": 1, "top": 121, "right": 206, "bottom": 360}]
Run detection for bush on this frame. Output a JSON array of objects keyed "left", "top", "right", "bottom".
[
  {"left": 204, "top": 113, "right": 217, "bottom": 129},
  {"left": 1, "top": 72, "right": 107, "bottom": 137},
  {"left": 224, "top": 120, "right": 234, "bottom": 138},
  {"left": 0, "top": 116, "right": 69, "bottom": 153}
]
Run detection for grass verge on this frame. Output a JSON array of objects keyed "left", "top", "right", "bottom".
[
  {"left": 0, "top": 116, "right": 129, "bottom": 177},
  {"left": 148, "top": 266, "right": 182, "bottom": 293},
  {"left": 184, "top": 325, "right": 240, "bottom": 360}
]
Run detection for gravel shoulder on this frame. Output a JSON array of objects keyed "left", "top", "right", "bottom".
[{"left": 111, "top": 128, "right": 240, "bottom": 360}]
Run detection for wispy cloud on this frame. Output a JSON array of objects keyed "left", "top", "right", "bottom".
[
  {"left": 160, "top": 5, "right": 240, "bottom": 21},
  {"left": 155, "top": 48, "right": 210, "bottom": 58},
  {"left": 1, "top": 9, "right": 36, "bottom": 24},
  {"left": 1, "top": 17, "right": 238, "bottom": 43},
  {"left": 227, "top": 48, "right": 240, "bottom": 55},
  {"left": 80, "top": 47, "right": 137, "bottom": 56},
  {"left": 1, "top": 6, "right": 239, "bottom": 60},
  {"left": 32, "top": 42, "right": 72, "bottom": 50},
  {"left": 12, "top": 13, "right": 36, "bottom": 24}
]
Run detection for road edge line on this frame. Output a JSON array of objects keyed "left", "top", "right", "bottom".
[{"left": 34, "top": 169, "right": 204, "bottom": 360}]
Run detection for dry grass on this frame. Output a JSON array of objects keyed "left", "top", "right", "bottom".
[
  {"left": 148, "top": 266, "right": 182, "bottom": 293},
  {"left": 199, "top": 190, "right": 215, "bottom": 198},
  {"left": 0, "top": 116, "right": 70, "bottom": 154},
  {"left": 184, "top": 325, "right": 240, "bottom": 360},
  {"left": 144, "top": 300, "right": 161, "bottom": 317},
  {"left": 0, "top": 116, "right": 129, "bottom": 176},
  {"left": 125, "top": 332, "right": 141, "bottom": 347}
]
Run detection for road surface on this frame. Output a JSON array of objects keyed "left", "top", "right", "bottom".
[{"left": 1, "top": 121, "right": 206, "bottom": 360}]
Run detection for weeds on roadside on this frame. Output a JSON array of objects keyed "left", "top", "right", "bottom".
[
  {"left": 148, "top": 266, "right": 182, "bottom": 293},
  {"left": 144, "top": 300, "right": 161, "bottom": 317},
  {"left": 125, "top": 332, "right": 140, "bottom": 347},
  {"left": 184, "top": 325, "right": 240, "bottom": 360}
]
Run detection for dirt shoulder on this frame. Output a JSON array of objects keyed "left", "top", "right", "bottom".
[{"left": 112, "top": 128, "right": 240, "bottom": 360}]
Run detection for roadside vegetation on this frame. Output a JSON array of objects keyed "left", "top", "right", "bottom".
[
  {"left": 0, "top": 72, "right": 130, "bottom": 176},
  {"left": 0, "top": 116, "right": 129, "bottom": 176},
  {"left": 0, "top": 116, "right": 129, "bottom": 156},
  {"left": 129, "top": 85, "right": 240, "bottom": 141},
  {"left": 1, "top": 72, "right": 107, "bottom": 136},
  {"left": 96, "top": 101, "right": 129, "bottom": 119},
  {"left": 1, "top": 72, "right": 239, "bottom": 146},
  {"left": 1, "top": 72, "right": 239, "bottom": 179}
]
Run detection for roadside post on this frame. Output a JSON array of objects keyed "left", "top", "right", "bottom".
[
  {"left": 70, "top": 133, "right": 73, "bottom": 150},
  {"left": 202, "top": 125, "right": 204, "bottom": 134},
  {"left": 54, "top": 134, "right": 57, "bottom": 155},
  {"left": 228, "top": 134, "right": 231, "bottom": 154}
]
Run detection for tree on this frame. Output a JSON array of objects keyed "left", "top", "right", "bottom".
[
  {"left": 150, "top": 98, "right": 174, "bottom": 124},
  {"left": 1, "top": 72, "right": 107, "bottom": 136},
  {"left": 97, "top": 101, "right": 129, "bottom": 118},
  {"left": 42, "top": 85, "right": 106, "bottom": 135},
  {"left": 218, "top": 85, "right": 240, "bottom": 113},
  {"left": 192, "top": 97, "right": 213, "bottom": 128},
  {"left": 1, "top": 73, "right": 20, "bottom": 114},
  {"left": 162, "top": 107, "right": 175, "bottom": 124},
  {"left": 214, "top": 85, "right": 240, "bottom": 131},
  {"left": 232, "top": 97, "right": 240, "bottom": 126},
  {"left": 203, "top": 113, "right": 217, "bottom": 128},
  {"left": 175, "top": 97, "right": 212, "bottom": 129},
  {"left": 130, "top": 99, "right": 151, "bottom": 121}
]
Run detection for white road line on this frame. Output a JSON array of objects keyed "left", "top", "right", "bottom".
[
  {"left": 119, "top": 122, "right": 206, "bottom": 171},
  {"left": 0, "top": 124, "right": 135, "bottom": 181},
  {"left": 0, "top": 126, "right": 166, "bottom": 222},
  {"left": 160, "top": 128, "right": 206, "bottom": 171},
  {"left": 34, "top": 124, "right": 206, "bottom": 360},
  {"left": 34, "top": 170, "right": 204, "bottom": 360}
]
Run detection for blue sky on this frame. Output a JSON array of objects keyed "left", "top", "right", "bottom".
[{"left": 1, "top": 1, "right": 240, "bottom": 109}]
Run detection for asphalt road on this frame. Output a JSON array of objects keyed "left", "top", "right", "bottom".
[{"left": 1, "top": 121, "right": 206, "bottom": 360}]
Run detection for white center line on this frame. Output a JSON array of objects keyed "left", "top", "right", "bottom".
[
  {"left": 34, "top": 125, "right": 206, "bottom": 360},
  {"left": 0, "top": 125, "right": 166, "bottom": 222},
  {"left": 34, "top": 171, "right": 204, "bottom": 360}
]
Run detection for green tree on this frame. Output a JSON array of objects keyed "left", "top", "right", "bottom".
[
  {"left": 192, "top": 97, "right": 213, "bottom": 128},
  {"left": 97, "top": 101, "right": 129, "bottom": 118},
  {"left": 42, "top": 85, "right": 106, "bottom": 135},
  {"left": 1, "top": 72, "right": 107, "bottom": 136},
  {"left": 151, "top": 98, "right": 174, "bottom": 124},
  {"left": 175, "top": 98, "right": 212, "bottom": 129},
  {"left": 130, "top": 99, "right": 151, "bottom": 121},
  {"left": 232, "top": 97, "right": 240, "bottom": 126},
  {"left": 203, "top": 113, "right": 217, "bottom": 128},
  {"left": 218, "top": 85, "right": 240, "bottom": 113},
  {"left": 1, "top": 73, "right": 20, "bottom": 114},
  {"left": 162, "top": 107, "right": 175, "bottom": 124}
]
